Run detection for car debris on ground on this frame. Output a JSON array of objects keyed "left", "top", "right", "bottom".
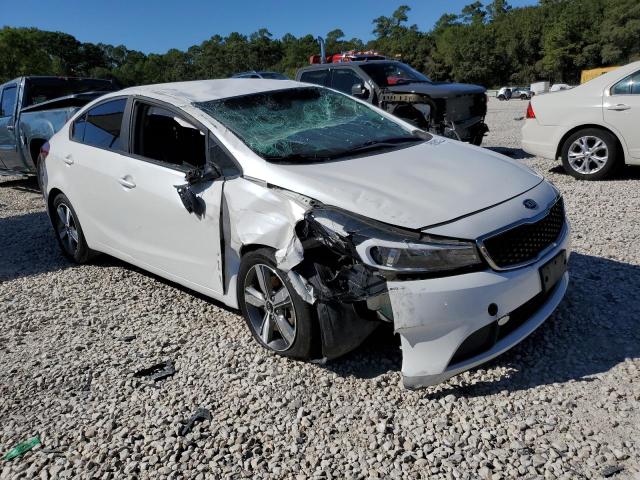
[
  {"left": 178, "top": 408, "right": 213, "bottom": 436},
  {"left": 133, "top": 360, "right": 176, "bottom": 382}
]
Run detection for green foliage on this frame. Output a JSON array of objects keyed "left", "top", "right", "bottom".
[{"left": 0, "top": 0, "right": 638, "bottom": 88}]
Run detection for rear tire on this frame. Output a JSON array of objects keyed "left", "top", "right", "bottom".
[
  {"left": 51, "top": 194, "right": 92, "bottom": 263},
  {"left": 237, "top": 248, "right": 315, "bottom": 359},
  {"left": 36, "top": 155, "right": 46, "bottom": 193},
  {"left": 498, "top": 95, "right": 505, "bottom": 101},
  {"left": 561, "top": 128, "right": 620, "bottom": 180}
]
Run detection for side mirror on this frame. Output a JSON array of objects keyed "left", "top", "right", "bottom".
[
  {"left": 175, "top": 184, "right": 205, "bottom": 218},
  {"left": 351, "top": 83, "right": 369, "bottom": 98}
]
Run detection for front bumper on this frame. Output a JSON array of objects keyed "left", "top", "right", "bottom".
[{"left": 388, "top": 231, "right": 570, "bottom": 389}]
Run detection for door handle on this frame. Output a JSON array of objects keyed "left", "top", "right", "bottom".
[
  {"left": 118, "top": 176, "right": 136, "bottom": 189},
  {"left": 6, "top": 125, "right": 14, "bottom": 131},
  {"left": 607, "top": 104, "right": 631, "bottom": 111},
  {"left": 63, "top": 154, "right": 74, "bottom": 165}
]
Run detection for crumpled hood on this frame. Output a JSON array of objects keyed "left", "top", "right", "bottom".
[
  {"left": 263, "top": 139, "right": 542, "bottom": 230},
  {"left": 387, "top": 82, "right": 486, "bottom": 99}
]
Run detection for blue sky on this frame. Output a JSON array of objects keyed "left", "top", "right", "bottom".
[{"left": 4, "top": 0, "right": 538, "bottom": 54}]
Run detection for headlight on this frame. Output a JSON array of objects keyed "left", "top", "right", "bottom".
[
  {"left": 309, "top": 207, "right": 482, "bottom": 273},
  {"left": 358, "top": 238, "right": 481, "bottom": 273}
]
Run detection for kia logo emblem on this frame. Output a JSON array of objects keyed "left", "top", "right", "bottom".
[{"left": 523, "top": 199, "right": 538, "bottom": 210}]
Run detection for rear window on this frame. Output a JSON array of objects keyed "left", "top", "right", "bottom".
[
  {"left": 24, "top": 78, "right": 118, "bottom": 107},
  {"left": 72, "top": 98, "right": 127, "bottom": 150}
]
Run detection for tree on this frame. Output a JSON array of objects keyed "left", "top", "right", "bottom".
[
  {"left": 487, "top": 0, "right": 512, "bottom": 21},
  {"left": 372, "top": 5, "right": 411, "bottom": 38},
  {"left": 460, "top": 2, "right": 486, "bottom": 25},
  {"left": 0, "top": 0, "right": 639, "bottom": 87}
]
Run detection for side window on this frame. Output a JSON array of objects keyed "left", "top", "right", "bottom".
[
  {"left": 0, "top": 85, "right": 17, "bottom": 117},
  {"left": 299, "top": 70, "right": 330, "bottom": 87},
  {"left": 71, "top": 114, "right": 87, "bottom": 142},
  {"left": 631, "top": 71, "right": 640, "bottom": 94},
  {"left": 209, "top": 133, "right": 240, "bottom": 176},
  {"left": 611, "top": 76, "right": 632, "bottom": 95},
  {"left": 132, "top": 102, "right": 206, "bottom": 170},
  {"left": 81, "top": 98, "right": 127, "bottom": 150},
  {"left": 331, "top": 69, "right": 365, "bottom": 95},
  {"left": 611, "top": 72, "right": 640, "bottom": 95}
]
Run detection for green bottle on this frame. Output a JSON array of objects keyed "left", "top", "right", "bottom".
[{"left": 2, "top": 437, "right": 40, "bottom": 461}]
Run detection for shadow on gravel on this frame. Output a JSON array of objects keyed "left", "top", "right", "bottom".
[
  {"left": 486, "top": 147, "right": 534, "bottom": 160},
  {"left": 0, "top": 211, "right": 73, "bottom": 282},
  {"left": 549, "top": 164, "right": 640, "bottom": 180},
  {"left": 321, "top": 252, "right": 640, "bottom": 393},
  {"left": 0, "top": 176, "right": 40, "bottom": 193}
]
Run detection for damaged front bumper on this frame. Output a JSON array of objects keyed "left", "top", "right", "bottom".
[{"left": 389, "top": 231, "right": 570, "bottom": 389}]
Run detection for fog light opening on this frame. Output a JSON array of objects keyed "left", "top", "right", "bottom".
[{"left": 488, "top": 303, "right": 499, "bottom": 316}]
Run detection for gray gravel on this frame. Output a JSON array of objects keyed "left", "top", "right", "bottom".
[{"left": 1, "top": 97, "right": 639, "bottom": 479}]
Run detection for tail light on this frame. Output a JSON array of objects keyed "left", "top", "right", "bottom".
[
  {"left": 526, "top": 102, "right": 536, "bottom": 119},
  {"left": 40, "top": 142, "right": 50, "bottom": 160}
]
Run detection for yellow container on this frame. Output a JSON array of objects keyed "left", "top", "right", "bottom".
[{"left": 580, "top": 67, "right": 620, "bottom": 84}]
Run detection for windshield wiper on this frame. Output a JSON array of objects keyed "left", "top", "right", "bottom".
[
  {"left": 264, "top": 152, "right": 332, "bottom": 163},
  {"left": 263, "top": 134, "right": 427, "bottom": 163},
  {"left": 328, "top": 136, "right": 423, "bottom": 158}
]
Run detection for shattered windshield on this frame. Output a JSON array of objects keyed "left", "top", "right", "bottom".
[
  {"left": 195, "top": 87, "right": 426, "bottom": 162},
  {"left": 360, "top": 63, "right": 432, "bottom": 87}
]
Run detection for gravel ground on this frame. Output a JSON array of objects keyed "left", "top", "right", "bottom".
[{"left": 1, "top": 97, "right": 639, "bottom": 480}]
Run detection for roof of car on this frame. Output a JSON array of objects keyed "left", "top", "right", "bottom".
[
  {"left": 298, "top": 60, "right": 400, "bottom": 72},
  {"left": 111, "top": 79, "right": 307, "bottom": 105}
]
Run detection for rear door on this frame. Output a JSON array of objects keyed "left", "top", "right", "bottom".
[
  {"left": 298, "top": 69, "right": 330, "bottom": 87},
  {"left": 603, "top": 70, "right": 640, "bottom": 159},
  {"left": 67, "top": 97, "right": 134, "bottom": 256},
  {"left": 116, "top": 98, "right": 227, "bottom": 293},
  {"left": 0, "top": 83, "right": 20, "bottom": 170}
]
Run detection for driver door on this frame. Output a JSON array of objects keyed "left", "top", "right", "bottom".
[
  {"left": 603, "top": 70, "right": 640, "bottom": 160},
  {"left": 118, "top": 99, "right": 228, "bottom": 294},
  {"left": 0, "top": 84, "right": 21, "bottom": 170}
]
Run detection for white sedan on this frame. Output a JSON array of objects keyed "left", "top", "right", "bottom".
[
  {"left": 522, "top": 61, "right": 640, "bottom": 180},
  {"left": 39, "top": 79, "right": 569, "bottom": 388}
]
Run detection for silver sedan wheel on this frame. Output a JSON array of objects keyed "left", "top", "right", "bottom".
[
  {"left": 55, "top": 203, "right": 79, "bottom": 255},
  {"left": 568, "top": 136, "right": 609, "bottom": 175},
  {"left": 243, "top": 264, "right": 297, "bottom": 352}
]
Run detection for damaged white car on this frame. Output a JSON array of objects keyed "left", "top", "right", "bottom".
[{"left": 39, "top": 80, "right": 570, "bottom": 388}]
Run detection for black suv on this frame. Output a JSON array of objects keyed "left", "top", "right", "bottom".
[{"left": 296, "top": 61, "right": 488, "bottom": 145}]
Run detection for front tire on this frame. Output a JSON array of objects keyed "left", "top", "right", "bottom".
[
  {"left": 561, "top": 128, "right": 620, "bottom": 180},
  {"left": 470, "top": 133, "right": 484, "bottom": 146},
  {"left": 237, "top": 249, "right": 315, "bottom": 359},
  {"left": 51, "top": 194, "right": 92, "bottom": 263}
]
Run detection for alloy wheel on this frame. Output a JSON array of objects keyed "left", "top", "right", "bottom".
[
  {"left": 243, "top": 264, "right": 297, "bottom": 351},
  {"left": 55, "top": 203, "right": 79, "bottom": 255},
  {"left": 568, "top": 136, "right": 608, "bottom": 175}
]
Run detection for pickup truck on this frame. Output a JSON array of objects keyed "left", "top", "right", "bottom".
[
  {"left": 296, "top": 60, "right": 488, "bottom": 145},
  {"left": 0, "top": 76, "right": 119, "bottom": 175}
]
